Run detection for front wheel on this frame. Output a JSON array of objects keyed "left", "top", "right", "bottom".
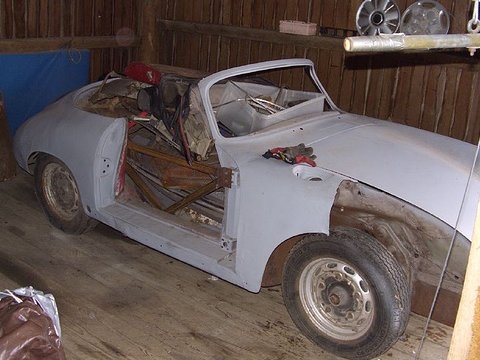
[
  {"left": 34, "top": 154, "right": 97, "bottom": 234},
  {"left": 282, "top": 228, "right": 410, "bottom": 360}
]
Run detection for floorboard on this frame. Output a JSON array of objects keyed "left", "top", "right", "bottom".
[{"left": 0, "top": 172, "right": 452, "bottom": 359}]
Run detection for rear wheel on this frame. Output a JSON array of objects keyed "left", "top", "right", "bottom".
[
  {"left": 282, "top": 228, "right": 410, "bottom": 360},
  {"left": 34, "top": 154, "right": 97, "bottom": 234}
]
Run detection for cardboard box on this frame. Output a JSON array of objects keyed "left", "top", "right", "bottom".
[{"left": 279, "top": 20, "right": 317, "bottom": 35}]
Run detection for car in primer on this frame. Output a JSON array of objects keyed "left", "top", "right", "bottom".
[{"left": 13, "top": 58, "right": 480, "bottom": 360}]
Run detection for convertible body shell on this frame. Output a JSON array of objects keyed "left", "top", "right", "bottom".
[{"left": 14, "top": 59, "right": 480, "bottom": 296}]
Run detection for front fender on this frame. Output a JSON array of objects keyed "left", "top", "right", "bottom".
[{"left": 232, "top": 160, "right": 347, "bottom": 292}]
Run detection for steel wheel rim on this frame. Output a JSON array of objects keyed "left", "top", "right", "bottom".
[
  {"left": 356, "top": 0, "right": 400, "bottom": 35},
  {"left": 42, "top": 162, "right": 80, "bottom": 221},
  {"left": 299, "top": 257, "right": 375, "bottom": 341}
]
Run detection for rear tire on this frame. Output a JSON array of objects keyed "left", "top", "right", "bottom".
[
  {"left": 282, "top": 228, "right": 410, "bottom": 360},
  {"left": 34, "top": 154, "right": 97, "bottom": 234}
]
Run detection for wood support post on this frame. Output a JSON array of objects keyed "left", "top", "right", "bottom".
[
  {"left": 448, "top": 199, "right": 480, "bottom": 359},
  {"left": 138, "top": 0, "right": 162, "bottom": 63},
  {"left": 0, "top": 94, "right": 16, "bottom": 181}
]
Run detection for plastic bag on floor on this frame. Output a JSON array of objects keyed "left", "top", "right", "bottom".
[{"left": 0, "top": 287, "right": 65, "bottom": 360}]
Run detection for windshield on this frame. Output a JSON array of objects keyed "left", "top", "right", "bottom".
[{"left": 208, "top": 64, "right": 333, "bottom": 137}]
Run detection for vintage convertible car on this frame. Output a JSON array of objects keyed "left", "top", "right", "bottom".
[{"left": 13, "top": 58, "right": 480, "bottom": 359}]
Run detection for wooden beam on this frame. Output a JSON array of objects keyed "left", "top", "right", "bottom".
[
  {"left": 158, "top": 20, "right": 343, "bottom": 50},
  {"left": 138, "top": 0, "right": 162, "bottom": 63},
  {"left": 0, "top": 36, "right": 140, "bottom": 54},
  {"left": 148, "top": 64, "right": 208, "bottom": 78},
  {"left": 448, "top": 201, "right": 480, "bottom": 359}
]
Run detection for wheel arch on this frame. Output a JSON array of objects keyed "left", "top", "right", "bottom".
[
  {"left": 261, "top": 180, "right": 418, "bottom": 288},
  {"left": 261, "top": 179, "right": 468, "bottom": 326},
  {"left": 26, "top": 151, "right": 40, "bottom": 174},
  {"left": 261, "top": 234, "right": 304, "bottom": 287},
  {"left": 330, "top": 180, "right": 469, "bottom": 326}
]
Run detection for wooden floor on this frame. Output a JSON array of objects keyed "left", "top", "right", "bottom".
[{"left": 0, "top": 172, "right": 453, "bottom": 360}]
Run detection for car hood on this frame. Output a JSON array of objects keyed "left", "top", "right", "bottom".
[{"left": 222, "top": 112, "right": 480, "bottom": 239}]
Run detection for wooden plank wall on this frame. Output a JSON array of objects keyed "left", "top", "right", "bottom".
[
  {"left": 1, "top": 1, "right": 478, "bottom": 143},
  {"left": 0, "top": 0, "right": 138, "bottom": 81},
  {"left": 156, "top": 0, "right": 480, "bottom": 144}
]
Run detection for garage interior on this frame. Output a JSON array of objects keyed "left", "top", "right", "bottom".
[{"left": 0, "top": 0, "right": 480, "bottom": 359}]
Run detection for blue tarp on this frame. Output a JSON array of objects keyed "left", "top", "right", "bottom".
[{"left": 0, "top": 50, "right": 90, "bottom": 135}]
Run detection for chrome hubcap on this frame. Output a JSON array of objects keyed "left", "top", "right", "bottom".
[{"left": 356, "top": 0, "right": 401, "bottom": 35}]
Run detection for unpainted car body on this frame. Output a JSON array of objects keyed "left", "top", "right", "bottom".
[{"left": 14, "top": 59, "right": 480, "bottom": 359}]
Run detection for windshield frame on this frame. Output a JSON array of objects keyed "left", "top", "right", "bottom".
[{"left": 198, "top": 58, "right": 338, "bottom": 140}]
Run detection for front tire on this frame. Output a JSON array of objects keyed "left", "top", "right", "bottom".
[
  {"left": 282, "top": 228, "right": 410, "bottom": 360},
  {"left": 34, "top": 154, "right": 97, "bottom": 234}
]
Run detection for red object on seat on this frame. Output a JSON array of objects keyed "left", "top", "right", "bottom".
[{"left": 124, "top": 62, "right": 161, "bottom": 85}]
